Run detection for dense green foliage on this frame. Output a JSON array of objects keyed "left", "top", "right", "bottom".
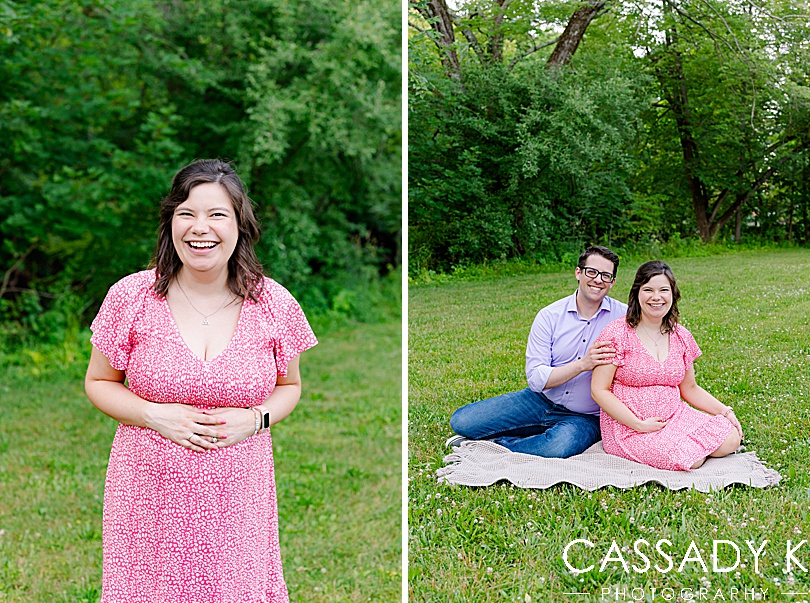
[
  {"left": 409, "top": 249, "right": 810, "bottom": 600},
  {"left": 409, "top": 0, "right": 810, "bottom": 273},
  {"left": 410, "top": 60, "right": 645, "bottom": 269},
  {"left": 0, "top": 0, "right": 401, "bottom": 349}
]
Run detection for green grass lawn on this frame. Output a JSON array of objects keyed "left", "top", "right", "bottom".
[
  {"left": 0, "top": 319, "right": 401, "bottom": 602},
  {"left": 409, "top": 249, "right": 810, "bottom": 602}
]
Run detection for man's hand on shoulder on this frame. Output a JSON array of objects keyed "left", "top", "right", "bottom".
[
  {"left": 542, "top": 340, "right": 617, "bottom": 390},
  {"left": 580, "top": 340, "right": 617, "bottom": 372}
]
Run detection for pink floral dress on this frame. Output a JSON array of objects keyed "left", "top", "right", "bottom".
[
  {"left": 90, "top": 270, "right": 317, "bottom": 603},
  {"left": 595, "top": 318, "right": 733, "bottom": 471}
]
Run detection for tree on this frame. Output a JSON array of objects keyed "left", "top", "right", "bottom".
[
  {"left": 409, "top": 0, "right": 646, "bottom": 271},
  {"left": 409, "top": 0, "right": 810, "bottom": 271},
  {"left": 0, "top": 0, "right": 401, "bottom": 346},
  {"left": 410, "top": 0, "right": 610, "bottom": 73},
  {"left": 638, "top": 0, "right": 810, "bottom": 242}
]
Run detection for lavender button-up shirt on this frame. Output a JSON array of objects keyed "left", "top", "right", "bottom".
[{"left": 525, "top": 292, "right": 627, "bottom": 415}]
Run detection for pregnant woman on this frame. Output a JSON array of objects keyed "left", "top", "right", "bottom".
[
  {"left": 590, "top": 260, "right": 742, "bottom": 471},
  {"left": 85, "top": 159, "right": 317, "bottom": 602}
]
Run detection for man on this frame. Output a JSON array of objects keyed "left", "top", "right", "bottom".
[{"left": 447, "top": 245, "right": 628, "bottom": 457}]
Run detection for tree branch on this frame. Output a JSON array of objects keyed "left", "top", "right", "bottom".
[
  {"left": 1, "top": 287, "right": 60, "bottom": 299},
  {"left": 0, "top": 245, "right": 35, "bottom": 300},
  {"left": 711, "top": 138, "right": 810, "bottom": 235},
  {"left": 743, "top": 0, "right": 788, "bottom": 23},
  {"left": 487, "top": 0, "right": 513, "bottom": 64},
  {"left": 709, "top": 188, "right": 730, "bottom": 223},
  {"left": 414, "top": 0, "right": 462, "bottom": 79},
  {"left": 408, "top": 20, "right": 431, "bottom": 37},
  {"left": 459, "top": 27, "right": 486, "bottom": 58},
  {"left": 669, "top": 3, "right": 737, "bottom": 56},
  {"left": 546, "top": 0, "right": 608, "bottom": 70},
  {"left": 508, "top": 37, "right": 560, "bottom": 69},
  {"left": 696, "top": 0, "right": 747, "bottom": 56}
]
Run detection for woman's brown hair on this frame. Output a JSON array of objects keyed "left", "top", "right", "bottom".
[
  {"left": 150, "top": 159, "right": 265, "bottom": 301},
  {"left": 626, "top": 260, "right": 681, "bottom": 333}
]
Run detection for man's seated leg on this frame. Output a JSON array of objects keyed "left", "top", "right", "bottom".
[
  {"left": 449, "top": 388, "right": 556, "bottom": 441},
  {"left": 491, "top": 411, "right": 601, "bottom": 458}
]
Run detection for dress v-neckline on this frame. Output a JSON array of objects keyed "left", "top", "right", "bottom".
[
  {"left": 163, "top": 295, "right": 246, "bottom": 364},
  {"left": 632, "top": 326, "right": 670, "bottom": 364}
]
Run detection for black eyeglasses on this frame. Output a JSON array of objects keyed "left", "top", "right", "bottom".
[{"left": 581, "top": 266, "right": 616, "bottom": 283}]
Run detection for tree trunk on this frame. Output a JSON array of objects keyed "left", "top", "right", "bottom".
[
  {"left": 735, "top": 205, "right": 742, "bottom": 242},
  {"left": 661, "top": 18, "right": 714, "bottom": 241},
  {"left": 416, "top": 0, "right": 461, "bottom": 79},
  {"left": 787, "top": 202, "right": 794, "bottom": 242},
  {"left": 659, "top": 1, "right": 808, "bottom": 243},
  {"left": 546, "top": 0, "right": 607, "bottom": 69},
  {"left": 804, "top": 165, "right": 810, "bottom": 244},
  {"left": 487, "top": 0, "right": 511, "bottom": 64},
  {"left": 803, "top": 197, "right": 810, "bottom": 244}
]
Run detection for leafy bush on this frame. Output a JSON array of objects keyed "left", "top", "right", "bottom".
[
  {"left": 0, "top": 0, "right": 401, "bottom": 353},
  {"left": 409, "top": 59, "right": 647, "bottom": 274}
]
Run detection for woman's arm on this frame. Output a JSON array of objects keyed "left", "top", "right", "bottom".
[
  {"left": 261, "top": 355, "right": 303, "bottom": 425},
  {"left": 205, "top": 356, "right": 304, "bottom": 447},
  {"left": 591, "top": 364, "right": 668, "bottom": 433},
  {"left": 679, "top": 367, "right": 743, "bottom": 437},
  {"left": 85, "top": 346, "right": 226, "bottom": 452}
]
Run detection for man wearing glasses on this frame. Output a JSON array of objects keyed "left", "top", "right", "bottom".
[{"left": 447, "top": 245, "right": 628, "bottom": 457}]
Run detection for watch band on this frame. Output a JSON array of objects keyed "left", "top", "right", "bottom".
[
  {"left": 253, "top": 405, "right": 270, "bottom": 432},
  {"left": 251, "top": 408, "right": 261, "bottom": 435}
]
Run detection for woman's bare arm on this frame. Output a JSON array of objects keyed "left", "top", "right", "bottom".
[
  {"left": 679, "top": 367, "right": 742, "bottom": 437},
  {"left": 591, "top": 363, "right": 667, "bottom": 433},
  {"left": 85, "top": 346, "right": 226, "bottom": 452}
]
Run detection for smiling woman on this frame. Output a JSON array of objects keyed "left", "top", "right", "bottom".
[
  {"left": 171, "top": 182, "right": 239, "bottom": 276},
  {"left": 590, "top": 260, "right": 743, "bottom": 471},
  {"left": 84, "top": 159, "right": 318, "bottom": 603}
]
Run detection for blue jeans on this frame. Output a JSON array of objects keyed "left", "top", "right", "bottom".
[{"left": 449, "top": 388, "right": 601, "bottom": 457}]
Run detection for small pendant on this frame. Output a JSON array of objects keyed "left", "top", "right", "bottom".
[{"left": 202, "top": 317, "right": 209, "bottom": 326}]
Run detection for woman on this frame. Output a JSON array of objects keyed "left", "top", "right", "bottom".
[
  {"left": 85, "top": 159, "right": 317, "bottom": 602},
  {"left": 590, "top": 260, "right": 742, "bottom": 471}
]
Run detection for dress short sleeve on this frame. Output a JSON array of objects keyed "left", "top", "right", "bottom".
[
  {"left": 595, "top": 318, "right": 629, "bottom": 367},
  {"left": 676, "top": 324, "right": 702, "bottom": 371},
  {"left": 257, "top": 278, "right": 318, "bottom": 376},
  {"left": 90, "top": 271, "right": 154, "bottom": 371}
]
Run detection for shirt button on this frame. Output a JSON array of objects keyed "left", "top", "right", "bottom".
[
  {"left": 582, "top": 339, "right": 586, "bottom": 342},
  {"left": 565, "top": 391, "right": 569, "bottom": 394}
]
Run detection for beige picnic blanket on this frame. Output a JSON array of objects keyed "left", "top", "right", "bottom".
[{"left": 437, "top": 441, "right": 781, "bottom": 492}]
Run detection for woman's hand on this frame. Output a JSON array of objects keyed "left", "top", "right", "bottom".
[
  {"left": 144, "top": 403, "right": 229, "bottom": 453},
  {"left": 633, "top": 417, "right": 668, "bottom": 433},
  {"left": 204, "top": 407, "right": 257, "bottom": 449},
  {"left": 724, "top": 410, "right": 743, "bottom": 440}
]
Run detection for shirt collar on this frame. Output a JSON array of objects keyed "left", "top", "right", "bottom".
[{"left": 568, "top": 290, "right": 612, "bottom": 317}]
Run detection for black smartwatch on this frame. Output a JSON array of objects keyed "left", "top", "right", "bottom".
[{"left": 259, "top": 406, "right": 270, "bottom": 431}]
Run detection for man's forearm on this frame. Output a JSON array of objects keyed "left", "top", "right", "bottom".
[{"left": 540, "top": 359, "right": 586, "bottom": 390}]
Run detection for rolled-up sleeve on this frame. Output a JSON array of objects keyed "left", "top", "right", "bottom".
[{"left": 526, "top": 309, "right": 555, "bottom": 392}]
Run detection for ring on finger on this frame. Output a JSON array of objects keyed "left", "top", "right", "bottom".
[{"left": 211, "top": 436, "right": 218, "bottom": 444}]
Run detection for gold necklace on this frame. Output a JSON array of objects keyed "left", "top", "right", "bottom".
[
  {"left": 638, "top": 323, "right": 664, "bottom": 348},
  {"left": 176, "top": 280, "right": 233, "bottom": 326}
]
